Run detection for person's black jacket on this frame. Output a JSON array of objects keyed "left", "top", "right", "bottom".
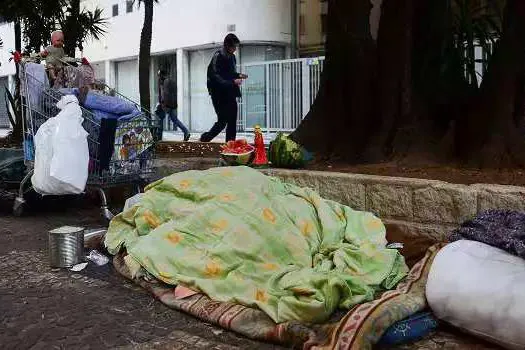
[
  {"left": 207, "top": 48, "right": 241, "bottom": 98},
  {"left": 161, "top": 78, "right": 177, "bottom": 109}
]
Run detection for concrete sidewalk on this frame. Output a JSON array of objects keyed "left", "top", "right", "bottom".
[
  {"left": 162, "top": 131, "right": 276, "bottom": 144},
  {"left": 0, "top": 202, "right": 284, "bottom": 350}
]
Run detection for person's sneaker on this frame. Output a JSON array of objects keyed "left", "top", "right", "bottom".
[
  {"left": 184, "top": 133, "right": 190, "bottom": 142},
  {"left": 199, "top": 134, "right": 208, "bottom": 142}
]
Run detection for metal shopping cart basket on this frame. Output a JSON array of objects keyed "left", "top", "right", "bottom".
[{"left": 13, "top": 59, "right": 159, "bottom": 218}]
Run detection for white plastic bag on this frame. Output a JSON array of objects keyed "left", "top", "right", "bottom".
[{"left": 32, "top": 95, "right": 89, "bottom": 195}]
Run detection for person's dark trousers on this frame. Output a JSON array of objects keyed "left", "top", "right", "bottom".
[
  {"left": 154, "top": 104, "right": 165, "bottom": 141},
  {"left": 166, "top": 108, "right": 190, "bottom": 140},
  {"left": 200, "top": 93, "right": 238, "bottom": 142},
  {"left": 155, "top": 105, "right": 190, "bottom": 141}
]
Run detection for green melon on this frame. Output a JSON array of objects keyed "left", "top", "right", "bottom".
[{"left": 269, "top": 133, "right": 306, "bottom": 169}]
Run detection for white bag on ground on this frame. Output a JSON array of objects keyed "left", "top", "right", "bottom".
[
  {"left": 426, "top": 240, "right": 525, "bottom": 350},
  {"left": 32, "top": 95, "right": 89, "bottom": 195}
]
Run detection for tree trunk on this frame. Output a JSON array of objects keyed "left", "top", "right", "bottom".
[
  {"left": 138, "top": 0, "right": 154, "bottom": 111},
  {"left": 14, "top": 18, "right": 21, "bottom": 92},
  {"left": 291, "top": 0, "right": 419, "bottom": 162},
  {"left": 63, "top": 0, "right": 81, "bottom": 57},
  {"left": 13, "top": 18, "right": 22, "bottom": 144},
  {"left": 290, "top": 0, "right": 377, "bottom": 160},
  {"left": 458, "top": 0, "right": 525, "bottom": 167},
  {"left": 291, "top": 0, "right": 525, "bottom": 169},
  {"left": 14, "top": 19, "right": 22, "bottom": 53},
  {"left": 364, "top": 0, "right": 416, "bottom": 160}
]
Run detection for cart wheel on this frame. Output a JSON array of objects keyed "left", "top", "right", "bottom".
[{"left": 13, "top": 197, "right": 25, "bottom": 217}]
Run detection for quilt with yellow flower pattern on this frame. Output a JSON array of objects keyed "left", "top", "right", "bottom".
[{"left": 105, "top": 166, "right": 408, "bottom": 324}]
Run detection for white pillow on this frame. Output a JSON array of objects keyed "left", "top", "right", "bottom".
[{"left": 426, "top": 240, "right": 525, "bottom": 350}]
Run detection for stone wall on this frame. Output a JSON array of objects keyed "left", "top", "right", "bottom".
[{"left": 155, "top": 158, "right": 525, "bottom": 241}]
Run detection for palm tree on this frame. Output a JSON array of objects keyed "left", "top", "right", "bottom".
[
  {"left": 58, "top": 0, "right": 108, "bottom": 56},
  {"left": 0, "top": 0, "right": 107, "bottom": 55},
  {"left": 18, "top": 0, "right": 64, "bottom": 52},
  {"left": 134, "top": 0, "right": 159, "bottom": 111}
]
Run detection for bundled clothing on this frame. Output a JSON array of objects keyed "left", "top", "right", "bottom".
[{"left": 449, "top": 210, "right": 525, "bottom": 259}]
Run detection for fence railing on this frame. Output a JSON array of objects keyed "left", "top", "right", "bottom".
[{"left": 238, "top": 56, "right": 325, "bottom": 133}]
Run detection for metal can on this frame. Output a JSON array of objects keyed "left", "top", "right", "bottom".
[{"left": 48, "top": 226, "right": 85, "bottom": 268}]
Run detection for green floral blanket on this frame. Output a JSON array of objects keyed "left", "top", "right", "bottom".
[{"left": 105, "top": 166, "right": 408, "bottom": 324}]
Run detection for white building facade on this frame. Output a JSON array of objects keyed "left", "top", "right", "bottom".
[{"left": 0, "top": 0, "right": 293, "bottom": 132}]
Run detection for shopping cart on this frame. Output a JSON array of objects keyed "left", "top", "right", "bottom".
[{"left": 13, "top": 59, "right": 159, "bottom": 218}]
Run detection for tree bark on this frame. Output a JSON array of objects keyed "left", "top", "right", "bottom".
[
  {"left": 291, "top": 0, "right": 420, "bottom": 162},
  {"left": 292, "top": 0, "right": 525, "bottom": 169},
  {"left": 458, "top": 0, "right": 525, "bottom": 167},
  {"left": 14, "top": 18, "right": 21, "bottom": 53},
  {"left": 138, "top": 0, "right": 154, "bottom": 111},
  {"left": 364, "top": 0, "right": 416, "bottom": 160},
  {"left": 14, "top": 18, "right": 22, "bottom": 142},
  {"left": 290, "top": 0, "right": 377, "bottom": 160},
  {"left": 63, "top": 0, "right": 81, "bottom": 57}
]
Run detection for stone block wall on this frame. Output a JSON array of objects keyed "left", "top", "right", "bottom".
[
  {"left": 263, "top": 169, "right": 525, "bottom": 241},
  {"left": 155, "top": 158, "right": 525, "bottom": 242}
]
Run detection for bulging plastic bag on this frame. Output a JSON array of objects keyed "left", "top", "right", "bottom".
[{"left": 32, "top": 95, "right": 89, "bottom": 195}]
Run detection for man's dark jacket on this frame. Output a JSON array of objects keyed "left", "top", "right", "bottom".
[
  {"left": 207, "top": 48, "right": 241, "bottom": 98},
  {"left": 161, "top": 78, "right": 177, "bottom": 109}
]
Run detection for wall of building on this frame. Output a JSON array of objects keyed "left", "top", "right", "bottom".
[
  {"left": 80, "top": 0, "right": 292, "bottom": 62},
  {"left": 298, "top": 0, "right": 327, "bottom": 56},
  {"left": 0, "top": 0, "right": 293, "bottom": 131},
  {"left": 0, "top": 22, "right": 17, "bottom": 77},
  {"left": 82, "top": 0, "right": 293, "bottom": 130},
  {"left": 297, "top": 0, "right": 383, "bottom": 56}
]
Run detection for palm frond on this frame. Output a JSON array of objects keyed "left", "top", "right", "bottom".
[{"left": 79, "top": 7, "right": 108, "bottom": 41}]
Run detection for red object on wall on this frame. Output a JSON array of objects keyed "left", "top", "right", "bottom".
[{"left": 253, "top": 126, "right": 268, "bottom": 165}]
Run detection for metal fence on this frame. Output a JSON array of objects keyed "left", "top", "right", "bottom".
[{"left": 238, "top": 56, "right": 325, "bottom": 133}]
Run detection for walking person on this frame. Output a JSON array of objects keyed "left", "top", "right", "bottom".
[
  {"left": 200, "top": 34, "right": 247, "bottom": 142},
  {"left": 156, "top": 70, "right": 190, "bottom": 141}
]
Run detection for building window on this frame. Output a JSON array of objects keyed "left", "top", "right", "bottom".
[
  {"left": 126, "top": 0, "right": 133, "bottom": 13},
  {"left": 112, "top": 4, "right": 118, "bottom": 17}
]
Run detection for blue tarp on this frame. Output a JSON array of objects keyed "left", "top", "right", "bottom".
[
  {"left": 91, "top": 109, "right": 142, "bottom": 122},
  {"left": 83, "top": 91, "right": 136, "bottom": 116}
]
